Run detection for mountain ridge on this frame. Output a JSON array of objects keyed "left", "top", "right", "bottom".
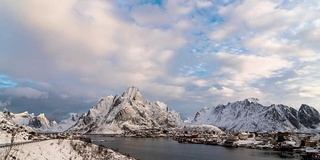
[
  {"left": 191, "top": 98, "right": 320, "bottom": 132},
  {"left": 68, "top": 86, "right": 184, "bottom": 134},
  {"left": 4, "top": 109, "right": 78, "bottom": 132},
  {"left": 5, "top": 92, "right": 320, "bottom": 133}
]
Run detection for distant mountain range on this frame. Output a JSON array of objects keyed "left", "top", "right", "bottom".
[
  {"left": 8, "top": 110, "right": 79, "bottom": 132},
  {"left": 191, "top": 98, "right": 320, "bottom": 132},
  {"left": 4, "top": 88, "right": 320, "bottom": 133},
  {"left": 68, "top": 86, "right": 184, "bottom": 134}
]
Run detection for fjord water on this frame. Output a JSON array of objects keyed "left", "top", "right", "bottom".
[{"left": 90, "top": 135, "right": 297, "bottom": 160}]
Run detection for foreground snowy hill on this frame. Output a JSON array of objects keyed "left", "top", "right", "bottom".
[
  {"left": 0, "top": 110, "right": 135, "bottom": 160},
  {"left": 0, "top": 139, "right": 135, "bottom": 160},
  {"left": 0, "top": 109, "right": 34, "bottom": 144},
  {"left": 69, "top": 86, "right": 184, "bottom": 134},
  {"left": 192, "top": 98, "right": 320, "bottom": 132}
]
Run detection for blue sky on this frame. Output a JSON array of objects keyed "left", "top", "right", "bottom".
[{"left": 1, "top": 0, "right": 320, "bottom": 121}]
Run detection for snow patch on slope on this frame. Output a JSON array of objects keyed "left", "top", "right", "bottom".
[{"left": 183, "top": 124, "right": 224, "bottom": 134}]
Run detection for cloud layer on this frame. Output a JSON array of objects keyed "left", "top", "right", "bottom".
[{"left": 0, "top": 0, "right": 320, "bottom": 120}]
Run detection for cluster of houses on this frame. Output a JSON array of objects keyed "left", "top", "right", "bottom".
[
  {"left": 174, "top": 132, "right": 320, "bottom": 159},
  {"left": 121, "top": 128, "right": 176, "bottom": 138}
]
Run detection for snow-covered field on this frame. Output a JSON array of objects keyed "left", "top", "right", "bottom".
[{"left": 0, "top": 139, "right": 135, "bottom": 160}]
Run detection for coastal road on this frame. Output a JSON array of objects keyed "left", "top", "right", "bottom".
[{"left": 0, "top": 140, "right": 47, "bottom": 148}]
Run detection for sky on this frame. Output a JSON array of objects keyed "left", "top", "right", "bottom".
[{"left": 0, "top": 0, "right": 320, "bottom": 121}]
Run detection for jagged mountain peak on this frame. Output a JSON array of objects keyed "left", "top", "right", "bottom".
[
  {"left": 6, "top": 109, "right": 76, "bottom": 132},
  {"left": 216, "top": 98, "right": 264, "bottom": 110},
  {"left": 36, "top": 113, "right": 51, "bottom": 127},
  {"left": 121, "top": 86, "right": 143, "bottom": 101},
  {"left": 298, "top": 104, "right": 320, "bottom": 129},
  {"left": 69, "top": 87, "right": 183, "bottom": 134},
  {"left": 244, "top": 98, "right": 259, "bottom": 104},
  {"left": 299, "top": 104, "right": 318, "bottom": 113}
]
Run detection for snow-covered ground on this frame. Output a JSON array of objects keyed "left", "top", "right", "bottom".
[{"left": 0, "top": 139, "right": 135, "bottom": 160}]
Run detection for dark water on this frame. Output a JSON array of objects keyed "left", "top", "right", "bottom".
[{"left": 89, "top": 135, "right": 298, "bottom": 160}]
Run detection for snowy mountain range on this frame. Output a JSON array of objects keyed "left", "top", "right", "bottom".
[
  {"left": 68, "top": 86, "right": 184, "bottom": 134},
  {"left": 50, "top": 114, "right": 80, "bottom": 132},
  {"left": 11, "top": 111, "right": 53, "bottom": 131},
  {"left": 5, "top": 87, "right": 320, "bottom": 134},
  {"left": 191, "top": 98, "right": 320, "bottom": 132},
  {"left": 7, "top": 110, "right": 78, "bottom": 132}
]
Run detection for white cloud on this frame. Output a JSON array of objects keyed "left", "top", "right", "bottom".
[
  {"left": 0, "top": 0, "right": 187, "bottom": 98},
  {"left": 203, "top": 0, "right": 320, "bottom": 109},
  {"left": 196, "top": 1, "right": 213, "bottom": 8},
  {"left": 287, "top": 62, "right": 320, "bottom": 99},
  {"left": 208, "top": 86, "right": 235, "bottom": 97},
  {"left": 142, "top": 83, "right": 186, "bottom": 100},
  {"left": 214, "top": 53, "right": 292, "bottom": 85},
  {"left": 299, "top": 85, "right": 320, "bottom": 98},
  {"left": 193, "top": 80, "right": 209, "bottom": 87},
  {"left": 59, "top": 93, "right": 70, "bottom": 99},
  {"left": 0, "top": 98, "right": 12, "bottom": 107},
  {"left": 166, "top": 0, "right": 194, "bottom": 16},
  {"left": 210, "top": 0, "right": 320, "bottom": 61},
  {"left": 131, "top": 4, "right": 172, "bottom": 27},
  {"left": 3, "top": 87, "right": 48, "bottom": 99}
]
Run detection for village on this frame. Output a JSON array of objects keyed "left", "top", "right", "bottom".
[{"left": 173, "top": 131, "right": 320, "bottom": 160}]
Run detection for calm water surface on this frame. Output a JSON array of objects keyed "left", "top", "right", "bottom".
[{"left": 89, "top": 135, "right": 298, "bottom": 160}]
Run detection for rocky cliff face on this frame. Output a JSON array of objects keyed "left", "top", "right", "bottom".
[
  {"left": 10, "top": 111, "right": 52, "bottom": 131},
  {"left": 69, "top": 86, "right": 183, "bottom": 134},
  {"left": 192, "top": 98, "right": 320, "bottom": 132},
  {"left": 298, "top": 104, "right": 320, "bottom": 128}
]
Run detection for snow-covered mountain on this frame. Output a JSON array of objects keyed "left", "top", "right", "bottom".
[
  {"left": 11, "top": 111, "right": 53, "bottom": 131},
  {"left": 69, "top": 86, "right": 184, "bottom": 134},
  {"left": 50, "top": 114, "right": 80, "bottom": 132},
  {"left": 192, "top": 98, "right": 320, "bottom": 132},
  {"left": 8, "top": 110, "right": 78, "bottom": 132}
]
